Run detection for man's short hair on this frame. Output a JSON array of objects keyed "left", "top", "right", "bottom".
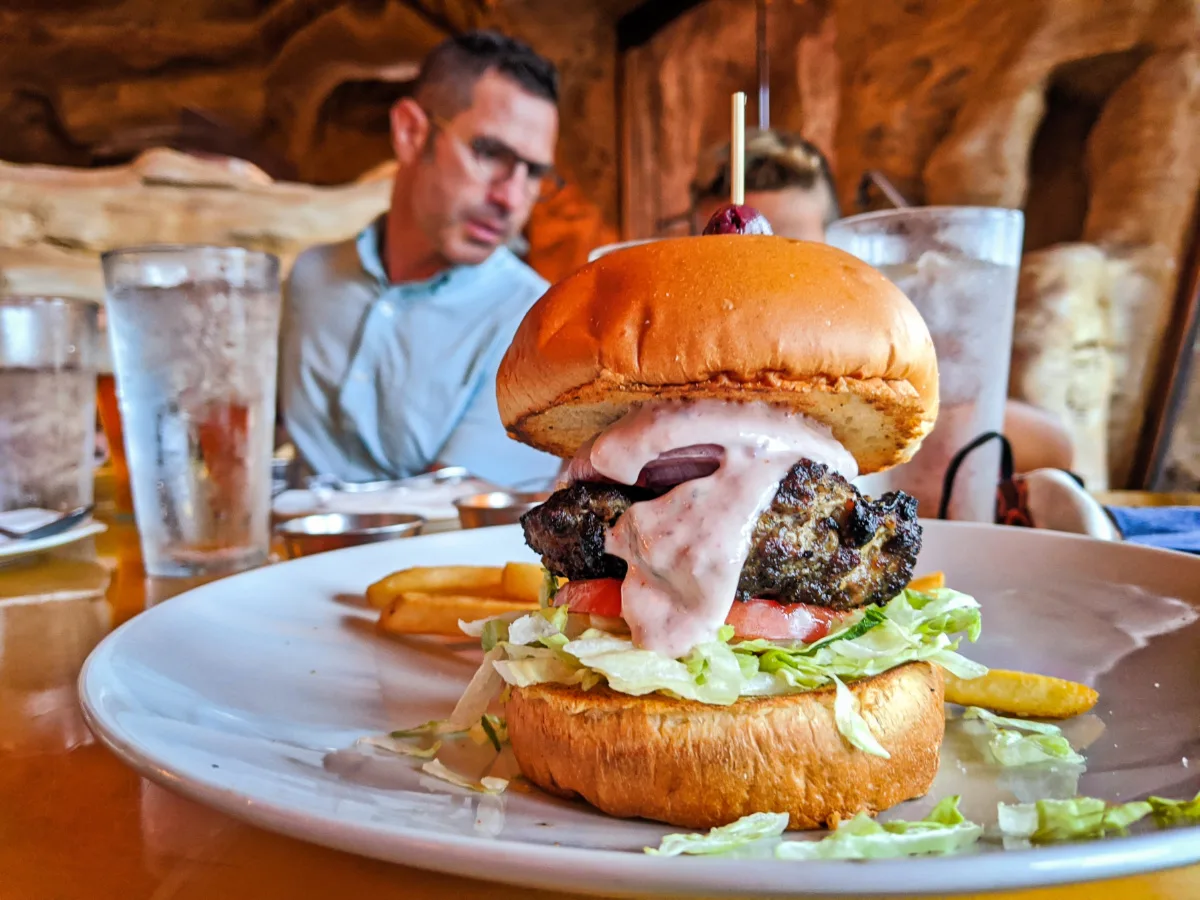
[
  {"left": 413, "top": 30, "right": 559, "bottom": 118},
  {"left": 691, "top": 129, "right": 840, "bottom": 224}
]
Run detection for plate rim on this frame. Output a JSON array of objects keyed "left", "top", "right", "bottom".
[
  {"left": 0, "top": 520, "right": 107, "bottom": 560},
  {"left": 78, "top": 522, "right": 1200, "bottom": 897}
]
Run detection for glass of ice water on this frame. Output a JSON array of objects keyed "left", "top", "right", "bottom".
[
  {"left": 827, "top": 207, "right": 1025, "bottom": 522},
  {"left": 0, "top": 296, "right": 99, "bottom": 514},
  {"left": 101, "top": 247, "right": 281, "bottom": 577}
]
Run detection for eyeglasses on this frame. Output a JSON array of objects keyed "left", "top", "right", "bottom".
[{"left": 428, "top": 113, "right": 564, "bottom": 202}]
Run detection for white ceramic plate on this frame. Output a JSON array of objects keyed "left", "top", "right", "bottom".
[
  {"left": 0, "top": 520, "right": 107, "bottom": 562},
  {"left": 79, "top": 523, "right": 1200, "bottom": 897}
]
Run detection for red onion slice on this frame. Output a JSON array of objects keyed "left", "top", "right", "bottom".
[{"left": 562, "top": 440, "right": 724, "bottom": 490}]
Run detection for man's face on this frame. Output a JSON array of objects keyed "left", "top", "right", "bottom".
[
  {"left": 695, "top": 186, "right": 830, "bottom": 243},
  {"left": 405, "top": 70, "right": 559, "bottom": 267}
]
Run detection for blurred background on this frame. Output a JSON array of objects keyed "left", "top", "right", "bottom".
[{"left": 0, "top": 0, "right": 1197, "bottom": 493}]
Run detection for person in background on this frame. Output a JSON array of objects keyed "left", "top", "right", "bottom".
[
  {"left": 689, "top": 129, "right": 1074, "bottom": 477},
  {"left": 689, "top": 129, "right": 840, "bottom": 241},
  {"left": 278, "top": 31, "right": 562, "bottom": 487}
]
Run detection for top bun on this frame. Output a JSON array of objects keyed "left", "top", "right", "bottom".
[{"left": 497, "top": 236, "right": 938, "bottom": 474}]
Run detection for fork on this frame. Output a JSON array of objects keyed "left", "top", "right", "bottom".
[{"left": 0, "top": 505, "right": 94, "bottom": 541}]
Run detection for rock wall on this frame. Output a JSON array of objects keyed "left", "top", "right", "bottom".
[
  {"left": 0, "top": 148, "right": 390, "bottom": 300},
  {"left": 833, "top": 0, "right": 1200, "bottom": 488},
  {"left": 0, "top": 0, "right": 620, "bottom": 228}
]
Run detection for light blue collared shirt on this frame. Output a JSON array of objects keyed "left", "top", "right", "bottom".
[{"left": 279, "top": 217, "right": 560, "bottom": 487}]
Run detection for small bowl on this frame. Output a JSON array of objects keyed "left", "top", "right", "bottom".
[
  {"left": 454, "top": 491, "right": 549, "bottom": 529},
  {"left": 275, "top": 513, "right": 424, "bottom": 559}
]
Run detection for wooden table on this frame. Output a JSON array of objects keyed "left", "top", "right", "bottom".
[{"left": 2, "top": 504, "right": 1198, "bottom": 899}]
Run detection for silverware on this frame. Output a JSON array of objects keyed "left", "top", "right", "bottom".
[
  {"left": 454, "top": 491, "right": 549, "bottom": 529},
  {"left": 0, "top": 505, "right": 94, "bottom": 541},
  {"left": 307, "top": 466, "right": 473, "bottom": 496},
  {"left": 275, "top": 513, "right": 425, "bottom": 559}
]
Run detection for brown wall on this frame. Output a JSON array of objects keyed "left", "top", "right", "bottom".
[
  {"left": 621, "top": 0, "right": 835, "bottom": 239},
  {"left": 0, "top": 0, "right": 619, "bottom": 227}
]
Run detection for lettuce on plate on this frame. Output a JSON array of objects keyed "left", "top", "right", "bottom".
[
  {"left": 455, "top": 588, "right": 985, "bottom": 754},
  {"left": 357, "top": 735, "right": 443, "bottom": 758},
  {"left": 996, "top": 797, "right": 1152, "bottom": 843},
  {"left": 961, "top": 707, "right": 1085, "bottom": 767},
  {"left": 645, "top": 812, "right": 790, "bottom": 856},
  {"left": 420, "top": 759, "right": 508, "bottom": 795},
  {"left": 775, "top": 797, "right": 983, "bottom": 860},
  {"left": 1148, "top": 792, "right": 1200, "bottom": 828},
  {"left": 999, "top": 792, "right": 1200, "bottom": 843}
]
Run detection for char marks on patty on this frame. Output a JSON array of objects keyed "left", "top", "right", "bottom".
[{"left": 520, "top": 460, "right": 921, "bottom": 611}]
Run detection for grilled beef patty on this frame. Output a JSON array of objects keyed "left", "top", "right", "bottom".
[{"left": 520, "top": 459, "right": 921, "bottom": 611}]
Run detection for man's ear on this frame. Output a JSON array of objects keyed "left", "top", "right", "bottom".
[{"left": 390, "top": 99, "right": 430, "bottom": 165}]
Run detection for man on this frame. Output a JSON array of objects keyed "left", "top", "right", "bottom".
[
  {"left": 278, "top": 31, "right": 562, "bottom": 486},
  {"left": 690, "top": 129, "right": 1074, "bottom": 475},
  {"left": 689, "top": 129, "right": 839, "bottom": 240}
]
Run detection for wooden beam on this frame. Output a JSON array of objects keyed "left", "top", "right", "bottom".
[{"left": 1131, "top": 188, "right": 1200, "bottom": 488}]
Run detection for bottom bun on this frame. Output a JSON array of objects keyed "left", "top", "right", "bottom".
[{"left": 504, "top": 661, "right": 944, "bottom": 830}]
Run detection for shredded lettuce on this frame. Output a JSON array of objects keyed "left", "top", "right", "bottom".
[
  {"left": 479, "top": 618, "right": 510, "bottom": 651},
  {"left": 998, "top": 792, "right": 1200, "bottom": 843},
  {"left": 833, "top": 676, "right": 890, "bottom": 758},
  {"left": 962, "top": 707, "right": 1061, "bottom": 735},
  {"left": 646, "top": 812, "right": 790, "bottom": 856},
  {"left": 987, "top": 730, "right": 1084, "bottom": 767},
  {"left": 387, "top": 719, "right": 464, "bottom": 739},
  {"left": 776, "top": 797, "right": 982, "bottom": 860},
  {"left": 508, "top": 606, "right": 568, "bottom": 646},
  {"left": 449, "top": 647, "right": 507, "bottom": 728},
  {"left": 997, "top": 797, "right": 1152, "bottom": 843},
  {"left": 962, "top": 707, "right": 1085, "bottom": 767},
  {"left": 420, "top": 759, "right": 508, "bottom": 795},
  {"left": 459, "top": 587, "right": 983, "bottom": 755},
  {"left": 1148, "top": 792, "right": 1200, "bottom": 828},
  {"left": 357, "top": 735, "right": 443, "bottom": 758},
  {"left": 539, "top": 567, "right": 561, "bottom": 608},
  {"left": 467, "top": 714, "right": 508, "bottom": 751}
]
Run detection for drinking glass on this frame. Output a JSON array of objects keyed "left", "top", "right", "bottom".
[
  {"left": 0, "top": 296, "right": 99, "bottom": 514},
  {"left": 827, "top": 207, "right": 1024, "bottom": 521},
  {"left": 94, "top": 309, "right": 134, "bottom": 517},
  {"left": 101, "top": 247, "right": 281, "bottom": 577}
]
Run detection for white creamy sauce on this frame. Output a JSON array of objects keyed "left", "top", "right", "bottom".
[{"left": 589, "top": 400, "right": 858, "bottom": 658}]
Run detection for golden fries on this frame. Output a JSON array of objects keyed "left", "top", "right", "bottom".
[
  {"left": 944, "top": 668, "right": 1099, "bottom": 720},
  {"left": 367, "top": 565, "right": 504, "bottom": 609},
  {"left": 500, "top": 562, "right": 547, "bottom": 605},
  {"left": 368, "top": 562, "right": 548, "bottom": 638},
  {"left": 378, "top": 592, "right": 537, "bottom": 638},
  {"left": 907, "top": 571, "right": 946, "bottom": 593}
]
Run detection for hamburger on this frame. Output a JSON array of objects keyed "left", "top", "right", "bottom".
[{"left": 455, "top": 230, "right": 985, "bottom": 831}]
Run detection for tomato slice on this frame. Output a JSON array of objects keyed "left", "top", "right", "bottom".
[
  {"left": 554, "top": 578, "right": 849, "bottom": 643},
  {"left": 553, "top": 578, "right": 623, "bottom": 617},
  {"left": 724, "top": 598, "right": 847, "bottom": 643}
]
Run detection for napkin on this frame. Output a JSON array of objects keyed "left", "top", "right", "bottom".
[
  {"left": 272, "top": 477, "right": 498, "bottom": 524},
  {"left": 1105, "top": 506, "right": 1200, "bottom": 554}
]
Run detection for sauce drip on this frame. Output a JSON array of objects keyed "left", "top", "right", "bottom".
[{"left": 590, "top": 400, "right": 858, "bottom": 658}]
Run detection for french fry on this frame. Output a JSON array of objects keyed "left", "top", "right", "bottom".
[
  {"left": 501, "top": 562, "right": 548, "bottom": 605},
  {"left": 366, "top": 566, "right": 503, "bottom": 608},
  {"left": 907, "top": 571, "right": 946, "bottom": 593},
  {"left": 943, "top": 668, "right": 1099, "bottom": 720},
  {"left": 377, "top": 592, "right": 537, "bottom": 638}
]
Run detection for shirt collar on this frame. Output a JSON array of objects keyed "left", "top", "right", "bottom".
[{"left": 355, "top": 214, "right": 511, "bottom": 296}]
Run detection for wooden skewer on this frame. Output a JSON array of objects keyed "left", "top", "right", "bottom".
[{"left": 731, "top": 92, "right": 746, "bottom": 206}]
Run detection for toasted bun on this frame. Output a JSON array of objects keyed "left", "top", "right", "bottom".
[
  {"left": 497, "top": 236, "right": 938, "bottom": 475},
  {"left": 504, "top": 661, "right": 944, "bottom": 830}
]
